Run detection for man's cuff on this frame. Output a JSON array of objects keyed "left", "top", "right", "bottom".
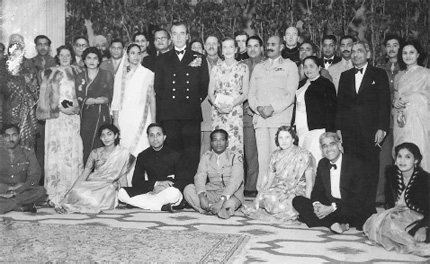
[
  {"left": 312, "top": 201, "right": 321, "bottom": 206},
  {"left": 331, "top": 202, "right": 337, "bottom": 212}
]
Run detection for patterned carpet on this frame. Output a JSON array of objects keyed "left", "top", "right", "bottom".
[{"left": 1, "top": 207, "right": 429, "bottom": 263}]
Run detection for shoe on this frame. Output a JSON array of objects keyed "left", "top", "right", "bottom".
[
  {"left": 330, "top": 222, "right": 349, "bottom": 234},
  {"left": 172, "top": 200, "right": 192, "bottom": 210},
  {"left": 161, "top": 203, "right": 174, "bottom": 213},
  {"left": 21, "top": 203, "right": 37, "bottom": 213},
  {"left": 244, "top": 190, "right": 258, "bottom": 197}
]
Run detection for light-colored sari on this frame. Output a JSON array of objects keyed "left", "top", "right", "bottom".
[{"left": 393, "top": 65, "right": 430, "bottom": 171}]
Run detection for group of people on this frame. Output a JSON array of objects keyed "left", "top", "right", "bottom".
[{"left": 0, "top": 22, "right": 429, "bottom": 257}]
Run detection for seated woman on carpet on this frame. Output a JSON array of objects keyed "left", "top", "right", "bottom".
[
  {"left": 242, "top": 126, "right": 316, "bottom": 223},
  {"left": 363, "top": 142, "right": 430, "bottom": 257},
  {"left": 57, "top": 123, "right": 134, "bottom": 214}
]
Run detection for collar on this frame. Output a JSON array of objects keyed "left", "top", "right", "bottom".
[
  {"left": 340, "top": 57, "right": 352, "bottom": 65},
  {"left": 324, "top": 56, "right": 335, "bottom": 60},
  {"left": 268, "top": 56, "right": 282, "bottom": 64},
  {"left": 284, "top": 46, "right": 298, "bottom": 53},
  {"left": 207, "top": 55, "right": 220, "bottom": 65},
  {"left": 330, "top": 153, "right": 342, "bottom": 168},
  {"left": 240, "top": 50, "right": 247, "bottom": 55},
  {"left": 212, "top": 150, "right": 226, "bottom": 159},
  {"left": 151, "top": 145, "right": 164, "bottom": 152},
  {"left": 174, "top": 45, "right": 186, "bottom": 52},
  {"left": 250, "top": 55, "right": 264, "bottom": 64},
  {"left": 355, "top": 62, "right": 368, "bottom": 73}
]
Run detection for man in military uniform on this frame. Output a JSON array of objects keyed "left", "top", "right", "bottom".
[
  {"left": 248, "top": 35, "right": 299, "bottom": 191},
  {"left": 154, "top": 21, "right": 209, "bottom": 177},
  {"left": 0, "top": 124, "right": 46, "bottom": 214},
  {"left": 240, "top": 36, "right": 265, "bottom": 197},
  {"left": 184, "top": 129, "right": 244, "bottom": 219}
]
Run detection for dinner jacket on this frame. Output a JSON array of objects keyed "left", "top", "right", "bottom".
[
  {"left": 336, "top": 64, "right": 391, "bottom": 138},
  {"left": 311, "top": 154, "right": 369, "bottom": 220},
  {"left": 194, "top": 149, "right": 244, "bottom": 203},
  {"left": 100, "top": 58, "right": 121, "bottom": 76},
  {"left": 322, "top": 55, "right": 342, "bottom": 69},
  {"left": 298, "top": 76, "right": 337, "bottom": 132},
  {"left": 154, "top": 49, "right": 209, "bottom": 122},
  {"left": 248, "top": 57, "right": 299, "bottom": 128}
]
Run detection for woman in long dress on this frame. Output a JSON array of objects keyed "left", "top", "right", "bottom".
[
  {"left": 58, "top": 124, "right": 133, "bottom": 214},
  {"left": 37, "top": 45, "right": 84, "bottom": 208},
  {"left": 75, "top": 47, "right": 114, "bottom": 163},
  {"left": 295, "top": 56, "right": 336, "bottom": 163},
  {"left": 111, "top": 44, "right": 156, "bottom": 186},
  {"left": 208, "top": 37, "right": 249, "bottom": 156},
  {"left": 363, "top": 142, "right": 429, "bottom": 256},
  {"left": 242, "top": 126, "right": 315, "bottom": 223},
  {"left": 0, "top": 42, "right": 38, "bottom": 149},
  {"left": 392, "top": 40, "right": 430, "bottom": 171}
]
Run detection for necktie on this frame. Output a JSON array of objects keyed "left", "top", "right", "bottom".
[
  {"left": 330, "top": 163, "right": 337, "bottom": 170},
  {"left": 354, "top": 68, "right": 363, "bottom": 74},
  {"left": 324, "top": 59, "right": 333, "bottom": 64},
  {"left": 175, "top": 49, "right": 185, "bottom": 55}
]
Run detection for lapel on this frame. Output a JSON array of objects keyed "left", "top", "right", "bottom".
[
  {"left": 180, "top": 49, "right": 195, "bottom": 67},
  {"left": 322, "top": 160, "right": 332, "bottom": 196},
  {"left": 167, "top": 49, "right": 181, "bottom": 68},
  {"left": 339, "top": 155, "right": 350, "bottom": 192}
]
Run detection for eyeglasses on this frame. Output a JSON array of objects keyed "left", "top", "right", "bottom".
[
  {"left": 155, "top": 37, "right": 168, "bottom": 42},
  {"left": 75, "top": 44, "right": 88, "bottom": 48}
]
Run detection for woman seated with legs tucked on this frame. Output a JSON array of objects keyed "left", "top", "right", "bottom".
[
  {"left": 58, "top": 124, "right": 134, "bottom": 214},
  {"left": 242, "top": 126, "right": 316, "bottom": 223},
  {"left": 364, "top": 142, "right": 430, "bottom": 256}
]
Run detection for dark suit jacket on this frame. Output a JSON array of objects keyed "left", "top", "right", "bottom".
[
  {"left": 311, "top": 155, "right": 368, "bottom": 220},
  {"left": 322, "top": 55, "right": 342, "bottom": 69},
  {"left": 336, "top": 64, "right": 390, "bottom": 137},
  {"left": 142, "top": 53, "right": 156, "bottom": 72},
  {"left": 298, "top": 76, "right": 336, "bottom": 132},
  {"left": 154, "top": 49, "right": 209, "bottom": 121}
]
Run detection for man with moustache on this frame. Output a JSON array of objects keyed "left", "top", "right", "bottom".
[
  {"left": 154, "top": 21, "right": 209, "bottom": 178},
  {"left": 0, "top": 124, "right": 46, "bottom": 214},
  {"left": 142, "top": 28, "right": 172, "bottom": 72},
  {"left": 281, "top": 26, "right": 301, "bottom": 66},
  {"left": 100, "top": 39, "right": 124, "bottom": 76},
  {"left": 336, "top": 41, "right": 390, "bottom": 214},
  {"left": 234, "top": 31, "right": 249, "bottom": 61},
  {"left": 321, "top": 35, "right": 341, "bottom": 69},
  {"left": 298, "top": 40, "right": 332, "bottom": 82},
  {"left": 375, "top": 35, "right": 402, "bottom": 204},
  {"left": 249, "top": 35, "right": 299, "bottom": 190},
  {"left": 201, "top": 35, "right": 221, "bottom": 155},
  {"left": 240, "top": 36, "right": 264, "bottom": 197},
  {"left": 328, "top": 35, "right": 355, "bottom": 92},
  {"left": 31, "top": 35, "right": 56, "bottom": 73}
]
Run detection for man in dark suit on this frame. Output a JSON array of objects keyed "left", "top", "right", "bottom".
[
  {"left": 142, "top": 28, "right": 171, "bottom": 72},
  {"left": 292, "top": 132, "right": 370, "bottom": 233},
  {"left": 321, "top": 35, "right": 342, "bottom": 69},
  {"left": 336, "top": 40, "right": 390, "bottom": 212},
  {"left": 154, "top": 21, "right": 209, "bottom": 178}
]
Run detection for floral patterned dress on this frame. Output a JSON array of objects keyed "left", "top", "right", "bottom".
[
  {"left": 211, "top": 62, "right": 248, "bottom": 156},
  {"left": 43, "top": 66, "right": 84, "bottom": 206},
  {"left": 242, "top": 145, "right": 315, "bottom": 223}
]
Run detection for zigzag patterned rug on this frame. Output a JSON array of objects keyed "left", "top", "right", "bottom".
[{"left": 1, "top": 207, "right": 428, "bottom": 263}]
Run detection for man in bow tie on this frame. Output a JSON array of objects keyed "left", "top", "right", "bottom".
[
  {"left": 336, "top": 40, "right": 390, "bottom": 214},
  {"left": 321, "top": 35, "right": 341, "bottom": 69},
  {"left": 293, "top": 132, "right": 371, "bottom": 233},
  {"left": 154, "top": 21, "right": 209, "bottom": 179},
  {"left": 248, "top": 35, "right": 299, "bottom": 191}
]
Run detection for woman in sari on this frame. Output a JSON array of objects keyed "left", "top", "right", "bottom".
[
  {"left": 37, "top": 45, "right": 84, "bottom": 208},
  {"left": 0, "top": 42, "right": 38, "bottom": 149},
  {"left": 364, "top": 143, "right": 429, "bottom": 256},
  {"left": 58, "top": 124, "right": 133, "bottom": 214},
  {"left": 392, "top": 40, "right": 430, "bottom": 171},
  {"left": 111, "top": 43, "right": 156, "bottom": 186},
  {"left": 75, "top": 47, "right": 114, "bottom": 163},
  {"left": 295, "top": 56, "right": 336, "bottom": 163},
  {"left": 242, "top": 126, "right": 315, "bottom": 223}
]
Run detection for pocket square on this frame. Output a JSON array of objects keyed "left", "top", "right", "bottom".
[{"left": 371, "top": 81, "right": 376, "bottom": 85}]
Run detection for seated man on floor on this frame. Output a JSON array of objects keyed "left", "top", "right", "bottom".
[
  {"left": 0, "top": 124, "right": 46, "bottom": 214},
  {"left": 184, "top": 129, "right": 244, "bottom": 219},
  {"left": 292, "top": 132, "right": 372, "bottom": 233},
  {"left": 118, "top": 123, "right": 186, "bottom": 212}
]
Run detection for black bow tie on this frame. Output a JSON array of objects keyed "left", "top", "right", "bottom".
[
  {"left": 175, "top": 49, "right": 185, "bottom": 55},
  {"left": 324, "top": 59, "right": 333, "bottom": 64},
  {"left": 354, "top": 68, "right": 363, "bottom": 74},
  {"left": 330, "top": 163, "right": 337, "bottom": 170}
]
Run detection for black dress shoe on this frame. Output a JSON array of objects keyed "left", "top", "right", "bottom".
[
  {"left": 161, "top": 203, "right": 174, "bottom": 213},
  {"left": 172, "top": 200, "right": 192, "bottom": 210},
  {"left": 21, "top": 203, "right": 37, "bottom": 213}
]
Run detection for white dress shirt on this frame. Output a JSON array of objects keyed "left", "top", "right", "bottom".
[
  {"left": 354, "top": 62, "right": 368, "bottom": 93},
  {"left": 330, "top": 154, "right": 343, "bottom": 199},
  {"left": 175, "top": 46, "right": 186, "bottom": 61}
]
